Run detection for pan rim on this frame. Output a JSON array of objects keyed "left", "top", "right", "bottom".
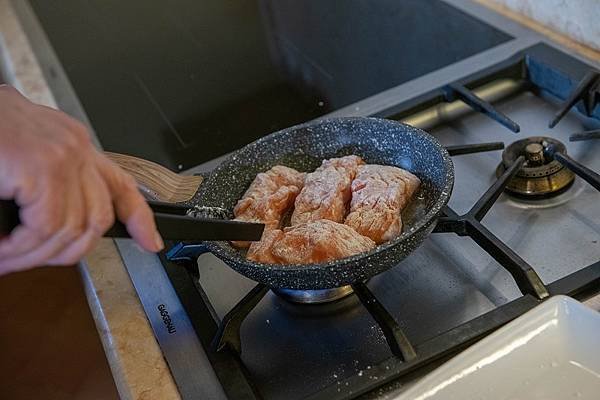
[{"left": 203, "top": 116, "right": 454, "bottom": 274}]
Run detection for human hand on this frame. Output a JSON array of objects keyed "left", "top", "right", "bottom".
[{"left": 0, "top": 85, "right": 163, "bottom": 275}]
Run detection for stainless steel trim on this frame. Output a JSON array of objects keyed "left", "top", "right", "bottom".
[{"left": 115, "top": 239, "right": 228, "bottom": 400}]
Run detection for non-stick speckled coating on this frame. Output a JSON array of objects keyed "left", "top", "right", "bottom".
[{"left": 195, "top": 117, "right": 454, "bottom": 289}]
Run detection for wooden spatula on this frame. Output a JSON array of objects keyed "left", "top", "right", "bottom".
[{"left": 105, "top": 152, "right": 203, "bottom": 203}]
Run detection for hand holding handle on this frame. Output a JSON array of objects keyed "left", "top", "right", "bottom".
[{"left": 0, "top": 200, "right": 263, "bottom": 242}]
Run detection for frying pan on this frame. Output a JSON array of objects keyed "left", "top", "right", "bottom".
[
  {"left": 169, "top": 117, "right": 454, "bottom": 290},
  {"left": 0, "top": 117, "right": 453, "bottom": 289}
]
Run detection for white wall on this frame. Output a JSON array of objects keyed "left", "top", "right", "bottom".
[{"left": 490, "top": 0, "right": 600, "bottom": 50}]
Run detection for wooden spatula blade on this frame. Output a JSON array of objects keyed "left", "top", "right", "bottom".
[{"left": 105, "top": 152, "right": 203, "bottom": 203}]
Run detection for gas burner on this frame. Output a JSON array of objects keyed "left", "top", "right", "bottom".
[
  {"left": 496, "top": 136, "right": 575, "bottom": 197},
  {"left": 272, "top": 286, "right": 354, "bottom": 304}
]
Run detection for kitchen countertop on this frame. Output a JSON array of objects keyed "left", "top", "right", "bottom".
[{"left": 0, "top": 0, "right": 599, "bottom": 399}]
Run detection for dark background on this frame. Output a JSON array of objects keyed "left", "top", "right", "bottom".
[{"left": 28, "top": 0, "right": 510, "bottom": 170}]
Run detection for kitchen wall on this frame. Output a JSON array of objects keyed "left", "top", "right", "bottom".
[{"left": 488, "top": 0, "right": 599, "bottom": 50}]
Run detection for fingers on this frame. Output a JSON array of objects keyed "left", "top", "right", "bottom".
[
  {"left": 0, "top": 166, "right": 69, "bottom": 258},
  {"left": 46, "top": 164, "right": 114, "bottom": 265},
  {"left": 0, "top": 86, "right": 162, "bottom": 274},
  {"left": 95, "top": 153, "right": 163, "bottom": 252},
  {"left": 0, "top": 225, "right": 81, "bottom": 272},
  {"left": 0, "top": 112, "right": 85, "bottom": 259},
  {"left": 0, "top": 89, "right": 131, "bottom": 274},
  {"left": 0, "top": 168, "right": 86, "bottom": 271},
  {"left": 0, "top": 150, "right": 161, "bottom": 274}
]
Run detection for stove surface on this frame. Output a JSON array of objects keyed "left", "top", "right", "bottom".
[
  {"left": 193, "top": 88, "right": 600, "bottom": 399},
  {"left": 17, "top": 0, "right": 600, "bottom": 397}
]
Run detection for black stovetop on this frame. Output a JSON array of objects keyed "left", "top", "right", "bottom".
[{"left": 28, "top": 0, "right": 510, "bottom": 170}]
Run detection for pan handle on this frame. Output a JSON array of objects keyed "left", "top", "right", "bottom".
[
  {"left": 0, "top": 200, "right": 261, "bottom": 242},
  {"left": 0, "top": 198, "right": 135, "bottom": 238},
  {"left": 0, "top": 199, "right": 189, "bottom": 236},
  {"left": 105, "top": 152, "right": 204, "bottom": 204},
  {"left": 0, "top": 200, "right": 19, "bottom": 236}
]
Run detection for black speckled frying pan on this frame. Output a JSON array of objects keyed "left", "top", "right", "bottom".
[
  {"left": 174, "top": 117, "right": 454, "bottom": 289},
  {"left": 0, "top": 117, "right": 453, "bottom": 289}
]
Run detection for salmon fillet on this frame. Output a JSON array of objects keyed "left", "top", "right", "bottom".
[
  {"left": 246, "top": 229, "right": 284, "bottom": 264},
  {"left": 344, "top": 164, "right": 420, "bottom": 244},
  {"left": 291, "top": 155, "right": 364, "bottom": 226},
  {"left": 247, "top": 219, "right": 376, "bottom": 264},
  {"left": 233, "top": 165, "right": 305, "bottom": 248}
]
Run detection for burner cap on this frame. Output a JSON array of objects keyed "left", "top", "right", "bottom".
[
  {"left": 496, "top": 136, "right": 575, "bottom": 197},
  {"left": 273, "top": 286, "right": 354, "bottom": 304}
]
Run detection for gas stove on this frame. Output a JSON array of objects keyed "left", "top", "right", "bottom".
[
  {"left": 8, "top": 0, "right": 599, "bottom": 397},
  {"left": 114, "top": 40, "right": 600, "bottom": 400}
]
